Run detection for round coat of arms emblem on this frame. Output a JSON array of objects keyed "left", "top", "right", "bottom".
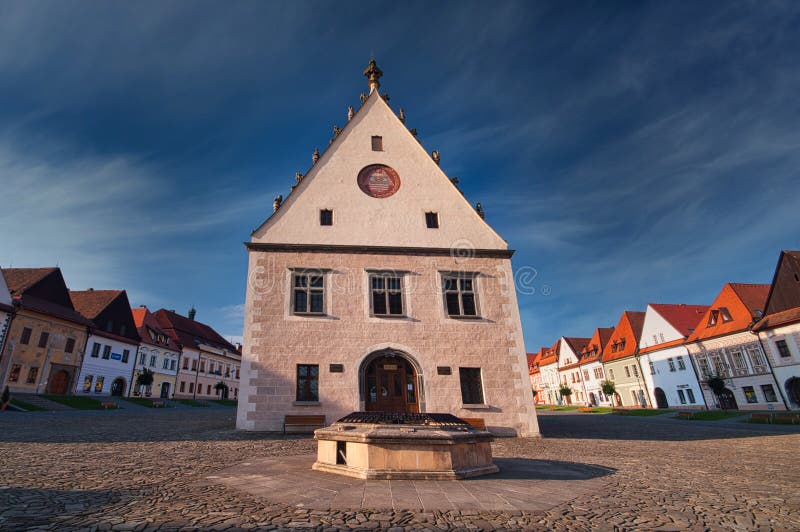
[{"left": 357, "top": 164, "right": 401, "bottom": 198}]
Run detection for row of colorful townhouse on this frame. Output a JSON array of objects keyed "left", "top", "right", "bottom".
[
  {"left": 528, "top": 250, "right": 800, "bottom": 411},
  {"left": 0, "top": 267, "right": 242, "bottom": 401}
]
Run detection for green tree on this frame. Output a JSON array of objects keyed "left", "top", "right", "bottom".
[
  {"left": 136, "top": 369, "right": 155, "bottom": 394},
  {"left": 705, "top": 375, "right": 729, "bottom": 410},
  {"left": 601, "top": 380, "right": 617, "bottom": 404}
]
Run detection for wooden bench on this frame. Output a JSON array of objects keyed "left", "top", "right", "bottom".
[
  {"left": 152, "top": 400, "right": 165, "bottom": 408},
  {"left": 100, "top": 401, "right": 117, "bottom": 410},
  {"left": 461, "top": 417, "right": 486, "bottom": 430},
  {"left": 578, "top": 407, "right": 592, "bottom": 413},
  {"left": 612, "top": 408, "right": 627, "bottom": 415},
  {"left": 750, "top": 413, "right": 772, "bottom": 423},
  {"left": 677, "top": 411, "right": 694, "bottom": 420},
  {"left": 284, "top": 415, "right": 326, "bottom": 434},
  {"left": 773, "top": 413, "right": 799, "bottom": 425}
]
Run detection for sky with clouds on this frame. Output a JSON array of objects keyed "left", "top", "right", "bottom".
[{"left": 1, "top": 1, "right": 798, "bottom": 349}]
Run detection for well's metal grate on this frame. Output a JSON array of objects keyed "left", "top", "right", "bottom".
[{"left": 336, "top": 412, "right": 470, "bottom": 426}]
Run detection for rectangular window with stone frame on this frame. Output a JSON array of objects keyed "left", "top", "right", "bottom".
[
  {"left": 776, "top": 340, "right": 791, "bottom": 358},
  {"left": 26, "top": 367, "right": 39, "bottom": 384},
  {"left": 370, "top": 274, "right": 404, "bottom": 316},
  {"left": 292, "top": 273, "right": 325, "bottom": 315},
  {"left": 8, "top": 364, "right": 21, "bottom": 382},
  {"left": 20, "top": 327, "right": 32, "bottom": 345},
  {"left": 459, "top": 367, "right": 484, "bottom": 405},
  {"left": 296, "top": 364, "right": 319, "bottom": 402},
  {"left": 102, "top": 345, "right": 111, "bottom": 360},
  {"left": 443, "top": 275, "right": 479, "bottom": 318}
]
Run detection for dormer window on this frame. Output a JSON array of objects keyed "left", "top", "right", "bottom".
[
  {"left": 719, "top": 307, "right": 733, "bottom": 322},
  {"left": 620, "top": 338, "right": 626, "bottom": 350},
  {"left": 425, "top": 212, "right": 439, "bottom": 228},
  {"left": 320, "top": 209, "right": 333, "bottom": 226},
  {"left": 707, "top": 310, "right": 719, "bottom": 327},
  {"left": 371, "top": 136, "right": 383, "bottom": 151}
]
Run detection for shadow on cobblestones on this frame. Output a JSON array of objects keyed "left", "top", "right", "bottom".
[
  {"left": 538, "top": 411, "right": 800, "bottom": 441},
  {"left": 490, "top": 457, "right": 615, "bottom": 480}
]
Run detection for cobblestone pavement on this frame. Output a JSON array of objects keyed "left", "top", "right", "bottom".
[{"left": 0, "top": 408, "right": 799, "bottom": 530}]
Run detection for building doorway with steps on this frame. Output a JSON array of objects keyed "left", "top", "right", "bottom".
[{"left": 160, "top": 381, "right": 170, "bottom": 399}]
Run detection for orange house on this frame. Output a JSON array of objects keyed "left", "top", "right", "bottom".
[{"left": 600, "top": 311, "right": 647, "bottom": 407}]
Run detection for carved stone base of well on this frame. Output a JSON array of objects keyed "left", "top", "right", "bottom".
[{"left": 313, "top": 422, "right": 498, "bottom": 480}]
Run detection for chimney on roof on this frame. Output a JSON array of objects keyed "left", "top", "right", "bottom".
[
  {"left": 88, "top": 288, "right": 94, "bottom": 291},
  {"left": 188, "top": 306, "right": 196, "bottom": 320}
]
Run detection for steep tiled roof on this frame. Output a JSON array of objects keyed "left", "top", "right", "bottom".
[
  {"left": 651, "top": 304, "right": 709, "bottom": 337},
  {"left": 2, "top": 268, "right": 58, "bottom": 297},
  {"left": 730, "top": 283, "right": 770, "bottom": 317},
  {"left": 69, "top": 290, "right": 123, "bottom": 320},
  {"left": 687, "top": 283, "right": 770, "bottom": 342},
  {"left": 132, "top": 306, "right": 181, "bottom": 351},
  {"left": 580, "top": 327, "right": 614, "bottom": 364},
  {"left": 154, "top": 309, "right": 237, "bottom": 353},
  {"left": 538, "top": 340, "right": 560, "bottom": 366},
  {"left": 1, "top": 267, "right": 92, "bottom": 326},
  {"left": 753, "top": 307, "right": 800, "bottom": 331},
  {"left": 602, "top": 311, "right": 646, "bottom": 363},
  {"left": 564, "top": 337, "right": 591, "bottom": 356}
]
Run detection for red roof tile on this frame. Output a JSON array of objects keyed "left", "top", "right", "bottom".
[
  {"left": 154, "top": 308, "right": 237, "bottom": 354},
  {"left": 601, "top": 311, "right": 646, "bottom": 362},
  {"left": 650, "top": 304, "right": 709, "bottom": 337},
  {"left": 687, "top": 283, "right": 769, "bottom": 342},
  {"left": 132, "top": 306, "right": 181, "bottom": 350},
  {"left": 1, "top": 268, "right": 57, "bottom": 297},
  {"left": 69, "top": 290, "right": 124, "bottom": 320},
  {"left": 579, "top": 327, "right": 614, "bottom": 364},
  {"left": 752, "top": 307, "right": 800, "bottom": 332},
  {"left": 1, "top": 268, "right": 92, "bottom": 326},
  {"left": 538, "top": 340, "right": 560, "bottom": 366}
]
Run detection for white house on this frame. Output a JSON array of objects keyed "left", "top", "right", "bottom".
[
  {"left": 70, "top": 289, "right": 140, "bottom": 396},
  {"left": 638, "top": 304, "right": 708, "bottom": 410},
  {"left": 131, "top": 306, "right": 182, "bottom": 398},
  {"left": 538, "top": 341, "right": 561, "bottom": 405},
  {"left": 556, "top": 337, "right": 590, "bottom": 405}
]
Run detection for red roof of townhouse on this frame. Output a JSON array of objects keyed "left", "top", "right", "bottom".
[
  {"left": 580, "top": 327, "right": 614, "bottom": 364},
  {"left": 686, "top": 283, "right": 769, "bottom": 342},
  {"left": 1, "top": 267, "right": 92, "bottom": 326},
  {"left": 559, "top": 337, "right": 591, "bottom": 371},
  {"left": 753, "top": 251, "right": 800, "bottom": 331},
  {"left": 538, "top": 340, "right": 560, "bottom": 366},
  {"left": 69, "top": 289, "right": 124, "bottom": 320},
  {"left": 154, "top": 308, "right": 238, "bottom": 353},
  {"left": 132, "top": 306, "right": 182, "bottom": 351},
  {"left": 650, "top": 304, "right": 709, "bottom": 337},
  {"left": 602, "top": 311, "right": 646, "bottom": 363}
]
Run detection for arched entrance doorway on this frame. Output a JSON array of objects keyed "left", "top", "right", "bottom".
[
  {"left": 718, "top": 388, "right": 738, "bottom": 410},
  {"left": 589, "top": 392, "right": 597, "bottom": 406},
  {"left": 49, "top": 370, "right": 69, "bottom": 395},
  {"left": 111, "top": 378, "right": 126, "bottom": 397},
  {"left": 786, "top": 377, "right": 800, "bottom": 407},
  {"left": 654, "top": 387, "right": 669, "bottom": 409},
  {"left": 361, "top": 351, "right": 419, "bottom": 414},
  {"left": 160, "top": 381, "right": 170, "bottom": 399}
]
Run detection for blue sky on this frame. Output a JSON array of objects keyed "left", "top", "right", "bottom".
[{"left": 1, "top": 1, "right": 798, "bottom": 349}]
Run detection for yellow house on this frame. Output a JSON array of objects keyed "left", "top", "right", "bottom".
[{"left": 0, "top": 268, "right": 91, "bottom": 395}]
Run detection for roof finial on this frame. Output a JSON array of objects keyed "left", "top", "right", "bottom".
[
  {"left": 363, "top": 59, "right": 383, "bottom": 94},
  {"left": 312, "top": 148, "right": 320, "bottom": 164}
]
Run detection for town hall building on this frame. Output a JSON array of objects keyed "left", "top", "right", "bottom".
[{"left": 237, "top": 61, "right": 539, "bottom": 436}]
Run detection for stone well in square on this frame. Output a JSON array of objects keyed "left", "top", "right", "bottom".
[{"left": 312, "top": 412, "right": 498, "bottom": 480}]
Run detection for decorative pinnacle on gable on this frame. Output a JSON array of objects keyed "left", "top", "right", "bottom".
[{"left": 364, "top": 59, "right": 383, "bottom": 93}]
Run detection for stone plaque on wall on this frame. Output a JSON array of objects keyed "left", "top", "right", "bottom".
[
  {"left": 329, "top": 364, "right": 344, "bottom": 373},
  {"left": 437, "top": 366, "right": 452, "bottom": 375}
]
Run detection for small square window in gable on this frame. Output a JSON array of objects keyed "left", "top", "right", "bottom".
[
  {"left": 320, "top": 209, "right": 333, "bottom": 226},
  {"left": 371, "top": 135, "right": 383, "bottom": 151},
  {"left": 425, "top": 212, "right": 439, "bottom": 228}
]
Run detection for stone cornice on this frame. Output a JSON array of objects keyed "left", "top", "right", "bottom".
[{"left": 244, "top": 242, "right": 515, "bottom": 259}]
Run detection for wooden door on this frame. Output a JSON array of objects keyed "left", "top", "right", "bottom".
[
  {"left": 365, "top": 356, "right": 418, "bottom": 413},
  {"left": 49, "top": 370, "right": 69, "bottom": 395}
]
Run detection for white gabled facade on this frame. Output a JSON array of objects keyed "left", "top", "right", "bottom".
[
  {"left": 638, "top": 304, "right": 708, "bottom": 410},
  {"left": 76, "top": 333, "right": 138, "bottom": 396}
]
